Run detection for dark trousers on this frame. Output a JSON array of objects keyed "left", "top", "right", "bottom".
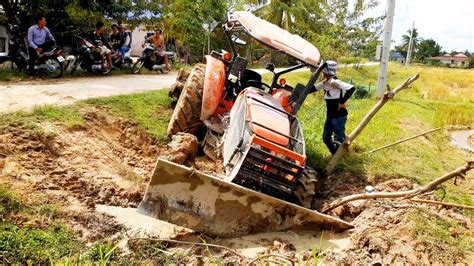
[
  {"left": 28, "top": 40, "right": 55, "bottom": 72},
  {"left": 323, "top": 115, "right": 347, "bottom": 154}
]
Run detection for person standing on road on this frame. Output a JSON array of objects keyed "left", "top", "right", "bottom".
[
  {"left": 311, "top": 60, "right": 355, "bottom": 155},
  {"left": 27, "top": 14, "right": 56, "bottom": 74}
]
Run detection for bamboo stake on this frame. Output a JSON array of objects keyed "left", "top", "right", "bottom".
[
  {"left": 367, "top": 127, "right": 442, "bottom": 154},
  {"left": 321, "top": 161, "right": 473, "bottom": 213},
  {"left": 323, "top": 74, "right": 420, "bottom": 176},
  {"left": 408, "top": 199, "right": 474, "bottom": 210}
]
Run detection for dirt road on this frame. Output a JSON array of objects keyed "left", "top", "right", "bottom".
[{"left": 0, "top": 73, "right": 177, "bottom": 113}]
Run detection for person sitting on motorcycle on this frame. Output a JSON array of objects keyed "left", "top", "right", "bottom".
[
  {"left": 84, "top": 21, "right": 113, "bottom": 69},
  {"left": 109, "top": 24, "right": 122, "bottom": 50},
  {"left": 143, "top": 29, "right": 170, "bottom": 69},
  {"left": 118, "top": 25, "right": 131, "bottom": 60},
  {"left": 27, "top": 14, "right": 56, "bottom": 74}
]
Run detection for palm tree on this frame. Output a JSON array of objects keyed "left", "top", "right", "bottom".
[
  {"left": 401, "top": 28, "right": 421, "bottom": 53},
  {"left": 246, "top": 0, "right": 324, "bottom": 33}
]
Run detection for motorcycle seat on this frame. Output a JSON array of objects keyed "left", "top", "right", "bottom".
[{"left": 39, "top": 48, "right": 57, "bottom": 58}]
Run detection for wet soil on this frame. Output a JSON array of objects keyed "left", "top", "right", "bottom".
[
  {"left": 451, "top": 129, "right": 474, "bottom": 153},
  {"left": 0, "top": 108, "right": 472, "bottom": 264}
]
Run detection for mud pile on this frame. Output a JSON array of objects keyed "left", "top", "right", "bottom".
[{"left": 0, "top": 108, "right": 160, "bottom": 241}]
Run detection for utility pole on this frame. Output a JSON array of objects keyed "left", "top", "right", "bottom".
[
  {"left": 405, "top": 21, "right": 415, "bottom": 68},
  {"left": 376, "top": 0, "right": 396, "bottom": 98}
]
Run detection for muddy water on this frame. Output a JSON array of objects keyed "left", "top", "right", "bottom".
[
  {"left": 451, "top": 130, "right": 474, "bottom": 152},
  {"left": 96, "top": 204, "right": 350, "bottom": 258},
  {"left": 95, "top": 205, "right": 191, "bottom": 238},
  {"left": 224, "top": 230, "right": 350, "bottom": 258}
]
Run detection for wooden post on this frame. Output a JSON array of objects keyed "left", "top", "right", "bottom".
[
  {"left": 322, "top": 161, "right": 473, "bottom": 213},
  {"left": 367, "top": 127, "right": 442, "bottom": 154},
  {"left": 322, "top": 74, "right": 420, "bottom": 176}
]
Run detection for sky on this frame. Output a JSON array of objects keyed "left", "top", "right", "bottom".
[{"left": 365, "top": 0, "right": 474, "bottom": 52}]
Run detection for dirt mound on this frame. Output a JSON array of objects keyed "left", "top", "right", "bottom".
[
  {"left": 320, "top": 176, "right": 473, "bottom": 264},
  {"left": 0, "top": 108, "right": 164, "bottom": 241},
  {"left": 161, "top": 132, "right": 198, "bottom": 165}
]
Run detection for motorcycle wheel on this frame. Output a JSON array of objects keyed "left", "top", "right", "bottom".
[
  {"left": 160, "top": 61, "right": 171, "bottom": 74},
  {"left": 123, "top": 58, "right": 133, "bottom": 69},
  {"left": 45, "top": 58, "right": 63, "bottom": 78},
  {"left": 69, "top": 58, "right": 81, "bottom": 76},
  {"left": 102, "top": 60, "right": 111, "bottom": 75},
  {"left": 132, "top": 59, "right": 144, "bottom": 74}
]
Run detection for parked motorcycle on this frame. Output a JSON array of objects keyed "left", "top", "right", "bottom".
[
  {"left": 132, "top": 43, "right": 176, "bottom": 74},
  {"left": 68, "top": 36, "right": 111, "bottom": 75},
  {"left": 111, "top": 48, "right": 133, "bottom": 69},
  {"left": 0, "top": 25, "right": 64, "bottom": 78}
]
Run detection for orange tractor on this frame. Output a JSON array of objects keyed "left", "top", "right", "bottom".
[{"left": 139, "top": 11, "right": 352, "bottom": 237}]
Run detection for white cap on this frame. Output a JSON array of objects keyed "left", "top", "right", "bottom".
[{"left": 322, "top": 60, "right": 337, "bottom": 76}]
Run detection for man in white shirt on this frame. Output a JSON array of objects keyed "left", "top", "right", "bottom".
[{"left": 312, "top": 60, "right": 355, "bottom": 154}]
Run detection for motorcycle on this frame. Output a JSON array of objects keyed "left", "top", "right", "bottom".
[
  {"left": 0, "top": 25, "right": 64, "bottom": 78},
  {"left": 111, "top": 48, "right": 133, "bottom": 69},
  {"left": 132, "top": 43, "right": 176, "bottom": 74},
  {"left": 68, "top": 36, "right": 112, "bottom": 75}
]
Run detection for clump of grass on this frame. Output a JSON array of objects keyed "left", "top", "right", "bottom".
[
  {"left": 82, "top": 89, "right": 173, "bottom": 142},
  {"left": 0, "top": 185, "right": 81, "bottom": 264},
  {"left": 32, "top": 105, "right": 86, "bottom": 128},
  {"left": 409, "top": 210, "right": 474, "bottom": 261},
  {"left": 0, "top": 105, "right": 86, "bottom": 130},
  {"left": 0, "top": 223, "right": 80, "bottom": 264},
  {"left": 0, "top": 67, "right": 29, "bottom": 81},
  {"left": 86, "top": 240, "right": 120, "bottom": 265},
  {"left": 0, "top": 185, "right": 22, "bottom": 220}
]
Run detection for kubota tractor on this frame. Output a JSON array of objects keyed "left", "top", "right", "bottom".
[{"left": 139, "top": 11, "right": 352, "bottom": 237}]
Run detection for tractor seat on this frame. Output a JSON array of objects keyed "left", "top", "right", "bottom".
[{"left": 240, "top": 69, "right": 262, "bottom": 89}]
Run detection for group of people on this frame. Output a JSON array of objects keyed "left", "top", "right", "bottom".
[
  {"left": 27, "top": 14, "right": 169, "bottom": 72},
  {"left": 84, "top": 21, "right": 131, "bottom": 69}
]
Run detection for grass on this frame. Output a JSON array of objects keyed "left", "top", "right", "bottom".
[
  {"left": 409, "top": 209, "right": 474, "bottom": 261},
  {"left": 0, "top": 105, "right": 85, "bottom": 131},
  {"left": 0, "top": 185, "right": 81, "bottom": 264},
  {"left": 81, "top": 89, "right": 173, "bottom": 141}
]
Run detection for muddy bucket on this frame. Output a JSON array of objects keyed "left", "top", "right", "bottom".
[{"left": 138, "top": 159, "right": 353, "bottom": 238}]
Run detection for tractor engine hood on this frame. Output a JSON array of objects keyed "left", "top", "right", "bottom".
[{"left": 228, "top": 11, "right": 320, "bottom": 68}]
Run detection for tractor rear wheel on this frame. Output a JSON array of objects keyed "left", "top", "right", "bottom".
[
  {"left": 293, "top": 166, "right": 321, "bottom": 209},
  {"left": 167, "top": 63, "right": 205, "bottom": 137}
]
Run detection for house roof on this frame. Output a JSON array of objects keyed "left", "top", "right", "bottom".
[{"left": 428, "top": 55, "right": 469, "bottom": 61}]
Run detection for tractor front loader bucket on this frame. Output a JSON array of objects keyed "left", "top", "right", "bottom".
[{"left": 138, "top": 159, "right": 353, "bottom": 237}]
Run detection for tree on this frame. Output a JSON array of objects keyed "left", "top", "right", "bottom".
[
  {"left": 314, "top": 0, "right": 383, "bottom": 61},
  {"left": 401, "top": 28, "right": 421, "bottom": 57},
  {"left": 416, "top": 38, "right": 442, "bottom": 60},
  {"left": 163, "top": 0, "right": 228, "bottom": 63},
  {"left": 0, "top": 0, "right": 165, "bottom": 33}
]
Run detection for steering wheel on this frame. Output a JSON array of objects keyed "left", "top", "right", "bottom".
[{"left": 246, "top": 79, "right": 273, "bottom": 94}]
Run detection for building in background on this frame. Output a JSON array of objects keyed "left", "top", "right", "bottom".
[
  {"left": 427, "top": 53, "right": 470, "bottom": 68},
  {"left": 0, "top": 25, "right": 8, "bottom": 56},
  {"left": 130, "top": 24, "right": 149, "bottom": 57}
]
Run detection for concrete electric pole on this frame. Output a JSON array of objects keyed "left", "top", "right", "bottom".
[
  {"left": 376, "top": 0, "right": 396, "bottom": 98},
  {"left": 405, "top": 21, "right": 415, "bottom": 68}
]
